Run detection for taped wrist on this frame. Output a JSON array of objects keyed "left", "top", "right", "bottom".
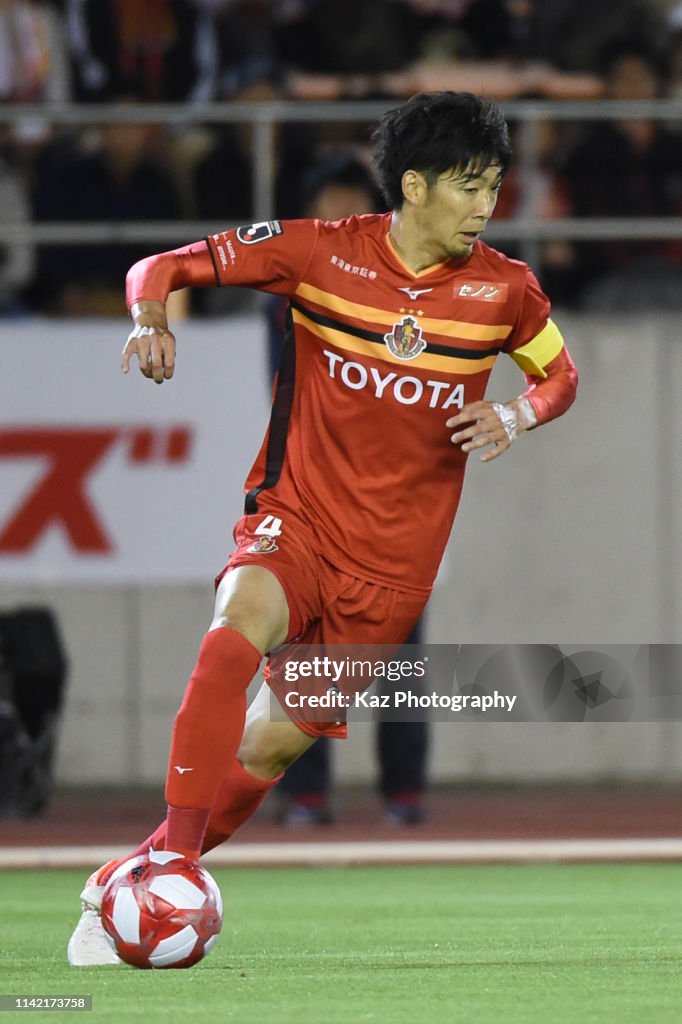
[
  {"left": 491, "top": 398, "right": 538, "bottom": 442},
  {"left": 491, "top": 402, "right": 520, "bottom": 442}
]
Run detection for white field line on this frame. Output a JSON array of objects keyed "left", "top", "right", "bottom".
[{"left": 2, "top": 837, "right": 682, "bottom": 869}]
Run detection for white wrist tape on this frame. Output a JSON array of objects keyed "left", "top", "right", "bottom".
[
  {"left": 491, "top": 402, "right": 520, "bottom": 443},
  {"left": 517, "top": 397, "right": 538, "bottom": 430},
  {"left": 491, "top": 399, "right": 538, "bottom": 442}
]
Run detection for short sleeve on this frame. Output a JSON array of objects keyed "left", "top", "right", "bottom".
[
  {"left": 206, "top": 219, "right": 319, "bottom": 295},
  {"left": 502, "top": 266, "right": 551, "bottom": 355},
  {"left": 500, "top": 266, "right": 567, "bottom": 378}
]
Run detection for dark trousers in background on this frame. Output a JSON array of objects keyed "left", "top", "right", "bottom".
[{"left": 277, "top": 621, "right": 429, "bottom": 814}]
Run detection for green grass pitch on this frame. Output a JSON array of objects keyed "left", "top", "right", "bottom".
[{"left": 1, "top": 863, "right": 682, "bottom": 1023}]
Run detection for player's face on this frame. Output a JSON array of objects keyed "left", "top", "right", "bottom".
[{"left": 420, "top": 163, "right": 503, "bottom": 261}]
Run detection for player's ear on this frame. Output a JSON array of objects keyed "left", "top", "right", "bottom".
[{"left": 401, "top": 169, "right": 427, "bottom": 207}]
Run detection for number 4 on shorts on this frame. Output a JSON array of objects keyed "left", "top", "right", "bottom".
[{"left": 254, "top": 515, "right": 283, "bottom": 537}]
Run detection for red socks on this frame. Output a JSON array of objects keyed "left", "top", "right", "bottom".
[
  {"left": 202, "top": 759, "right": 282, "bottom": 851},
  {"left": 113, "top": 824, "right": 167, "bottom": 880},
  {"left": 164, "top": 627, "right": 262, "bottom": 859},
  {"left": 103, "top": 760, "right": 281, "bottom": 884}
]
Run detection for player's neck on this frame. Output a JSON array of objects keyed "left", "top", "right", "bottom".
[{"left": 388, "top": 210, "right": 461, "bottom": 276}]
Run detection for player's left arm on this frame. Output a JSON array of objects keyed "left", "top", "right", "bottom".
[{"left": 447, "top": 318, "right": 578, "bottom": 463}]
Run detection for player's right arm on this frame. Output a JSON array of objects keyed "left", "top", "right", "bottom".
[
  {"left": 122, "top": 241, "right": 216, "bottom": 384},
  {"left": 122, "top": 222, "right": 318, "bottom": 384}
]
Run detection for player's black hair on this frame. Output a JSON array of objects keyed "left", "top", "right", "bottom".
[{"left": 371, "top": 92, "right": 512, "bottom": 210}]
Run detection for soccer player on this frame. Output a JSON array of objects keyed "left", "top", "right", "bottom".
[
  {"left": 68, "top": 91, "right": 577, "bottom": 964},
  {"left": 264, "top": 151, "right": 430, "bottom": 827}
]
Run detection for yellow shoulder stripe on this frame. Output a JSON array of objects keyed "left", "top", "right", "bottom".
[{"left": 510, "top": 319, "right": 564, "bottom": 378}]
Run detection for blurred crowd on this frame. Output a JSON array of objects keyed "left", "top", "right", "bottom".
[{"left": 1, "top": 0, "right": 682, "bottom": 315}]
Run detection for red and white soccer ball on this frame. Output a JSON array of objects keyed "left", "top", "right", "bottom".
[{"left": 100, "top": 850, "right": 223, "bottom": 969}]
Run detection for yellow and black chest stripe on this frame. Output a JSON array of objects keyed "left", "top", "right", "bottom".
[{"left": 290, "top": 281, "right": 513, "bottom": 377}]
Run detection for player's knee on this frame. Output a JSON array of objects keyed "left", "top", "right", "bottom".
[
  {"left": 238, "top": 723, "right": 312, "bottom": 780},
  {"left": 239, "top": 748, "right": 290, "bottom": 780},
  {"left": 218, "top": 602, "right": 280, "bottom": 646}
]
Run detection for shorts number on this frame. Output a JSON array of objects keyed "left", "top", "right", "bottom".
[{"left": 254, "top": 515, "right": 283, "bottom": 538}]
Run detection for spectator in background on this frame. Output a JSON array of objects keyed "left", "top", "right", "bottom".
[
  {"left": 278, "top": 616, "right": 430, "bottom": 827},
  {"left": 665, "top": 24, "right": 682, "bottom": 104},
  {"left": 193, "top": 75, "right": 317, "bottom": 224},
  {"left": 557, "top": 39, "right": 682, "bottom": 311},
  {"left": 0, "top": 132, "right": 34, "bottom": 314},
  {"left": 64, "top": 0, "right": 218, "bottom": 101},
  {"left": 0, "top": 2, "right": 69, "bottom": 313},
  {"left": 0, "top": 0, "right": 58, "bottom": 101},
  {"left": 457, "top": 0, "right": 665, "bottom": 74},
  {"left": 274, "top": 0, "right": 418, "bottom": 85},
  {"left": 191, "top": 72, "right": 319, "bottom": 314},
  {"left": 278, "top": 0, "right": 605, "bottom": 101},
  {"left": 266, "top": 152, "right": 430, "bottom": 827},
  {"left": 30, "top": 109, "right": 182, "bottom": 314},
  {"left": 209, "top": 0, "right": 282, "bottom": 100},
  {"left": 0, "top": 0, "right": 70, "bottom": 210}
]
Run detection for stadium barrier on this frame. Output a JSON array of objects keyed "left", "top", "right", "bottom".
[
  {"left": 1, "top": 314, "right": 681, "bottom": 788},
  {"left": 1, "top": 98, "right": 682, "bottom": 268}
]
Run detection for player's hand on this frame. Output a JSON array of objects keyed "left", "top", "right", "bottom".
[
  {"left": 447, "top": 399, "right": 535, "bottom": 463},
  {"left": 121, "top": 301, "right": 176, "bottom": 384}
]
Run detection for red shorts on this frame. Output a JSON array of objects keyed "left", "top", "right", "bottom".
[{"left": 215, "top": 510, "right": 429, "bottom": 738}]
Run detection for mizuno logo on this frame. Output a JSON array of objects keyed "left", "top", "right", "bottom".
[
  {"left": 398, "top": 286, "right": 433, "bottom": 301},
  {"left": 173, "top": 765, "right": 193, "bottom": 774}
]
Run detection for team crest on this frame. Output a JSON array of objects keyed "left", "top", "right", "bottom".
[
  {"left": 383, "top": 315, "right": 427, "bottom": 361},
  {"left": 248, "top": 536, "right": 279, "bottom": 554}
]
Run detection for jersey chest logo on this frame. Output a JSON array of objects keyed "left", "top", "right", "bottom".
[
  {"left": 383, "top": 315, "right": 426, "bottom": 361},
  {"left": 398, "top": 286, "right": 433, "bottom": 301},
  {"left": 455, "top": 280, "right": 509, "bottom": 302}
]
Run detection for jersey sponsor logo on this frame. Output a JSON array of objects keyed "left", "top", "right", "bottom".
[
  {"left": 384, "top": 315, "right": 427, "bottom": 361},
  {"left": 329, "top": 254, "right": 377, "bottom": 279},
  {"left": 236, "top": 220, "right": 283, "bottom": 245},
  {"left": 455, "top": 281, "right": 509, "bottom": 303},
  {"left": 323, "top": 349, "right": 464, "bottom": 409},
  {"left": 212, "top": 235, "right": 237, "bottom": 270},
  {"left": 398, "top": 286, "right": 433, "bottom": 300},
  {"left": 248, "top": 536, "right": 279, "bottom": 554}
]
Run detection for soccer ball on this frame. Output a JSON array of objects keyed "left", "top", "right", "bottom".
[{"left": 100, "top": 850, "right": 223, "bottom": 969}]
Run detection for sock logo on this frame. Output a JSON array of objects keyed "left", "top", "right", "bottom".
[{"left": 173, "top": 765, "right": 194, "bottom": 774}]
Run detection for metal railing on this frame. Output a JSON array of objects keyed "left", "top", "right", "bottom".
[{"left": 2, "top": 98, "right": 682, "bottom": 266}]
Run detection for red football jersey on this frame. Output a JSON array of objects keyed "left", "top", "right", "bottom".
[{"left": 205, "top": 213, "right": 560, "bottom": 593}]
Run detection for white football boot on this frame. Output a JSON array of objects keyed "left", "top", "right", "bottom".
[{"left": 67, "top": 860, "right": 122, "bottom": 966}]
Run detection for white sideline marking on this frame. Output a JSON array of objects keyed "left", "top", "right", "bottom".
[{"left": 2, "top": 838, "right": 682, "bottom": 869}]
